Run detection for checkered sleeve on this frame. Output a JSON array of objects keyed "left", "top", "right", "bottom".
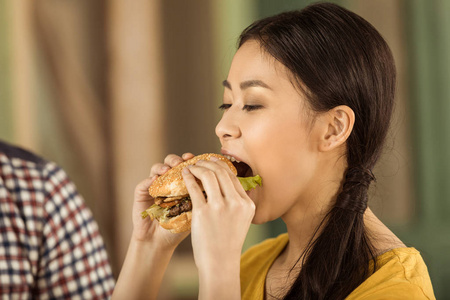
[{"left": 35, "top": 162, "right": 115, "bottom": 299}]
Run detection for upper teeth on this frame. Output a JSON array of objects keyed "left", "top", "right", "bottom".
[{"left": 224, "top": 155, "right": 240, "bottom": 163}]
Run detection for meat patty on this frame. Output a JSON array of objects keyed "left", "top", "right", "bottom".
[{"left": 167, "top": 200, "right": 192, "bottom": 217}]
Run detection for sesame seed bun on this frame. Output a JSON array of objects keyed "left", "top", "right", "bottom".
[
  {"left": 147, "top": 153, "right": 237, "bottom": 233},
  {"left": 148, "top": 153, "right": 237, "bottom": 198},
  {"left": 159, "top": 211, "right": 192, "bottom": 234}
]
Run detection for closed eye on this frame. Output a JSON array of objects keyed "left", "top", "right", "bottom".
[
  {"left": 243, "top": 105, "right": 263, "bottom": 112},
  {"left": 219, "top": 104, "right": 263, "bottom": 111},
  {"left": 218, "top": 103, "right": 231, "bottom": 111}
]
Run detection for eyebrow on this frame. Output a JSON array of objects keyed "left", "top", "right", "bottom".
[{"left": 222, "top": 79, "right": 272, "bottom": 91}]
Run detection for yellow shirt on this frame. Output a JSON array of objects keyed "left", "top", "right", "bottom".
[{"left": 240, "top": 233, "right": 435, "bottom": 300}]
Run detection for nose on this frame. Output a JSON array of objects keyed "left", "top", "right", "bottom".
[{"left": 215, "top": 111, "right": 241, "bottom": 141}]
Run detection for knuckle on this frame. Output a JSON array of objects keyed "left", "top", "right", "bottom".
[
  {"left": 216, "top": 160, "right": 229, "bottom": 169},
  {"left": 164, "top": 154, "right": 182, "bottom": 166},
  {"left": 193, "top": 206, "right": 207, "bottom": 217},
  {"left": 182, "top": 152, "right": 194, "bottom": 160},
  {"left": 184, "top": 177, "right": 196, "bottom": 188},
  {"left": 150, "top": 163, "right": 165, "bottom": 175},
  {"left": 200, "top": 169, "right": 215, "bottom": 178},
  {"left": 246, "top": 199, "right": 256, "bottom": 210},
  {"left": 235, "top": 199, "right": 255, "bottom": 211},
  {"left": 184, "top": 176, "right": 197, "bottom": 188},
  {"left": 216, "top": 168, "right": 228, "bottom": 177},
  {"left": 209, "top": 200, "right": 224, "bottom": 210}
]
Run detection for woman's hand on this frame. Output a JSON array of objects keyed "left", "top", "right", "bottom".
[
  {"left": 113, "top": 153, "right": 195, "bottom": 300},
  {"left": 131, "top": 153, "right": 194, "bottom": 248},
  {"left": 182, "top": 157, "right": 255, "bottom": 299}
]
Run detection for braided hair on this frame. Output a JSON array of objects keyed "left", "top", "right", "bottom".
[{"left": 239, "top": 3, "right": 396, "bottom": 299}]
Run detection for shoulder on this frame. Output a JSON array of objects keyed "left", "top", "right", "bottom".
[
  {"left": 0, "top": 141, "right": 115, "bottom": 297},
  {"left": 0, "top": 140, "right": 60, "bottom": 192},
  {"left": 241, "top": 233, "right": 289, "bottom": 273},
  {"left": 347, "top": 248, "right": 436, "bottom": 300},
  {"left": 242, "top": 233, "right": 289, "bottom": 262},
  {"left": 240, "top": 233, "right": 289, "bottom": 300},
  {"left": 0, "top": 141, "right": 54, "bottom": 219},
  {"left": 0, "top": 140, "right": 75, "bottom": 204},
  {"left": 0, "top": 140, "right": 47, "bottom": 167}
]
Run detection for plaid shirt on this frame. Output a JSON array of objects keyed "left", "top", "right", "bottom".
[{"left": 0, "top": 141, "right": 115, "bottom": 299}]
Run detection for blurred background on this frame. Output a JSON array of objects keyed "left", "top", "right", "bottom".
[{"left": 0, "top": 0, "right": 449, "bottom": 298}]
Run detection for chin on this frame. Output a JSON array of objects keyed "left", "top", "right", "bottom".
[
  {"left": 248, "top": 189, "right": 272, "bottom": 224},
  {"left": 251, "top": 205, "right": 279, "bottom": 225}
]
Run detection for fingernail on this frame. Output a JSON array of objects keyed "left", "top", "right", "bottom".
[
  {"left": 182, "top": 167, "right": 190, "bottom": 175},
  {"left": 210, "top": 157, "right": 219, "bottom": 161}
]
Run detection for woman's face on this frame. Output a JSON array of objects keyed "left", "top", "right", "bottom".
[{"left": 216, "top": 40, "right": 325, "bottom": 224}]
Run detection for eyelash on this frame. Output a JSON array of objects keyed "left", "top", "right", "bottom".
[
  {"left": 218, "top": 104, "right": 263, "bottom": 112},
  {"left": 218, "top": 104, "right": 231, "bottom": 110}
]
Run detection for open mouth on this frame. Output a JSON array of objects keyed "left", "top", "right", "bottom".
[{"left": 224, "top": 155, "right": 253, "bottom": 177}]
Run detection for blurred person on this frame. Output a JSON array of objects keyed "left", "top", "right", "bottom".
[
  {"left": 112, "top": 3, "right": 435, "bottom": 300},
  {"left": 0, "top": 140, "right": 115, "bottom": 298}
]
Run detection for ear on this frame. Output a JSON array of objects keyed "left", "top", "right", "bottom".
[{"left": 318, "top": 105, "right": 355, "bottom": 152}]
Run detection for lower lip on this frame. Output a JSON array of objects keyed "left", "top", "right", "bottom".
[{"left": 246, "top": 187, "right": 258, "bottom": 198}]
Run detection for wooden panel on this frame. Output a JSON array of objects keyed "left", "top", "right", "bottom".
[
  {"left": 0, "top": 0, "right": 13, "bottom": 142},
  {"left": 351, "top": 0, "right": 415, "bottom": 225},
  {"left": 31, "top": 0, "right": 115, "bottom": 271},
  {"left": 9, "top": 0, "right": 36, "bottom": 149},
  {"left": 160, "top": 0, "right": 218, "bottom": 156},
  {"left": 108, "top": 0, "right": 167, "bottom": 270}
]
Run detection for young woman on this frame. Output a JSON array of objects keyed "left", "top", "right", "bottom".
[{"left": 113, "top": 3, "right": 435, "bottom": 299}]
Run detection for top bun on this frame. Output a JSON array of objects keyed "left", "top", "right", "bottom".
[{"left": 148, "top": 153, "right": 237, "bottom": 198}]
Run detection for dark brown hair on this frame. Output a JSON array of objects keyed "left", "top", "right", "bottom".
[{"left": 239, "top": 2, "right": 396, "bottom": 299}]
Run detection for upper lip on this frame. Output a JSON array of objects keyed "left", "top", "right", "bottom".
[
  {"left": 221, "top": 149, "right": 255, "bottom": 177},
  {"left": 220, "top": 149, "right": 245, "bottom": 164}
]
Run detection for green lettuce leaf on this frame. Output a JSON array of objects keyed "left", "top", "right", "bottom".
[
  {"left": 238, "top": 175, "right": 262, "bottom": 191},
  {"left": 141, "top": 203, "right": 169, "bottom": 221},
  {"left": 142, "top": 175, "right": 262, "bottom": 218}
]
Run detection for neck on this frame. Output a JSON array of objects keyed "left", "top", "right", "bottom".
[
  {"left": 279, "top": 203, "right": 328, "bottom": 267},
  {"left": 279, "top": 156, "right": 346, "bottom": 267}
]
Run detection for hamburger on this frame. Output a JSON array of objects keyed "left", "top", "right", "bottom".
[{"left": 141, "top": 153, "right": 262, "bottom": 233}]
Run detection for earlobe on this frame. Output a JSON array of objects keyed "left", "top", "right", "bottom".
[{"left": 319, "top": 105, "right": 355, "bottom": 152}]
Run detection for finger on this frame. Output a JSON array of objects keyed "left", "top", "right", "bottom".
[
  {"left": 188, "top": 163, "right": 224, "bottom": 201},
  {"left": 150, "top": 163, "right": 170, "bottom": 177},
  {"left": 210, "top": 156, "right": 237, "bottom": 175},
  {"left": 182, "top": 167, "right": 206, "bottom": 207},
  {"left": 195, "top": 160, "right": 244, "bottom": 200},
  {"left": 213, "top": 159, "right": 249, "bottom": 198},
  {"left": 230, "top": 175, "right": 249, "bottom": 199},
  {"left": 182, "top": 152, "right": 195, "bottom": 160},
  {"left": 135, "top": 175, "right": 157, "bottom": 201},
  {"left": 213, "top": 159, "right": 251, "bottom": 199},
  {"left": 164, "top": 154, "right": 184, "bottom": 167}
]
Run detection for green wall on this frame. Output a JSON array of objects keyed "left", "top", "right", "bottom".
[{"left": 402, "top": 0, "right": 450, "bottom": 297}]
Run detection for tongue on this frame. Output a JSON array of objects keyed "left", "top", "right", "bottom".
[{"left": 233, "top": 161, "right": 252, "bottom": 177}]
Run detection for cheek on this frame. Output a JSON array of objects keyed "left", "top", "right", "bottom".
[
  {"left": 254, "top": 117, "right": 313, "bottom": 179},
  {"left": 248, "top": 118, "right": 317, "bottom": 220}
]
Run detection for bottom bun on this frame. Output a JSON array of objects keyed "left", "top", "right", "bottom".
[{"left": 159, "top": 211, "right": 192, "bottom": 233}]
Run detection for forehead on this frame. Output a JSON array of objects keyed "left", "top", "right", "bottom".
[
  {"left": 227, "top": 40, "right": 292, "bottom": 89},
  {"left": 227, "top": 40, "right": 316, "bottom": 120}
]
